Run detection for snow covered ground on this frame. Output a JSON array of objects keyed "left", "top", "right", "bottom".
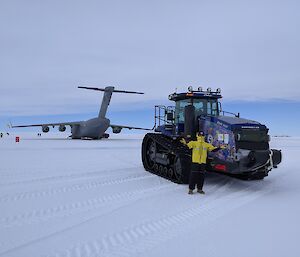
[{"left": 0, "top": 133, "right": 299, "bottom": 257}]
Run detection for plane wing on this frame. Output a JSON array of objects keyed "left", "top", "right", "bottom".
[
  {"left": 110, "top": 124, "right": 152, "bottom": 133},
  {"left": 11, "top": 121, "right": 81, "bottom": 128}
]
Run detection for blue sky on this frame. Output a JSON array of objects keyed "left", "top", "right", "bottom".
[{"left": 0, "top": 0, "right": 299, "bottom": 135}]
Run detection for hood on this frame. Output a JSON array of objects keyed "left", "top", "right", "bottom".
[{"left": 212, "top": 116, "right": 267, "bottom": 131}]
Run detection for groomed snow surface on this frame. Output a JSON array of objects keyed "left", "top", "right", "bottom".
[{"left": 0, "top": 133, "right": 299, "bottom": 257}]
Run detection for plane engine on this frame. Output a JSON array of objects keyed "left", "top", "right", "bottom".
[
  {"left": 112, "top": 127, "right": 122, "bottom": 134},
  {"left": 42, "top": 126, "right": 49, "bottom": 133},
  {"left": 59, "top": 125, "right": 66, "bottom": 132}
]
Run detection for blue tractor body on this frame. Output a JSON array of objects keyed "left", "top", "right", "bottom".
[{"left": 142, "top": 88, "right": 282, "bottom": 183}]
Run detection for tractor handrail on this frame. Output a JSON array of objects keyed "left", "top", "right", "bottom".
[{"left": 154, "top": 105, "right": 175, "bottom": 130}]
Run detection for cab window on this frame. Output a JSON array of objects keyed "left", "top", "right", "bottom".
[
  {"left": 194, "top": 100, "right": 205, "bottom": 117},
  {"left": 175, "top": 99, "right": 191, "bottom": 123},
  {"left": 175, "top": 98, "right": 219, "bottom": 123},
  {"left": 207, "top": 100, "right": 218, "bottom": 116}
]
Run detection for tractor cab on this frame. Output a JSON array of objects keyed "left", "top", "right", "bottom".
[{"left": 154, "top": 87, "right": 222, "bottom": 136}]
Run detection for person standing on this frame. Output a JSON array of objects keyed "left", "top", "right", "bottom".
[{"left": 181, "top": 132, "right": 224, "bottom": 195}]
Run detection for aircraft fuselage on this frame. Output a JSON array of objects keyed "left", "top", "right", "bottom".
[{"left": 71, "top": 117, "right": 110, "bottom": 139}]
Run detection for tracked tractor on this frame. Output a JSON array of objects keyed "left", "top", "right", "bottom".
[{"left": 141, "top": 87, "right": 282, "bottom": 183}]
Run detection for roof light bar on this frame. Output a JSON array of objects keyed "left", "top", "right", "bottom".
[
  {"left": 188, "top": 86, "right": 193, "bottom": 92},
  {"left": 185, "top": 86, "right": 222, "bottom": 94}
]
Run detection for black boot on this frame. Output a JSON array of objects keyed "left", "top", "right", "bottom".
[
  {"left": 188, "top": 189, "right": 194, "bottom": 195},
  {"left": 197, "top": 189, "right": 205, "bottom": 194}
]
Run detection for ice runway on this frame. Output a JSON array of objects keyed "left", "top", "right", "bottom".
[{"left": 0, "top": 134, "right": 299, "bottom": 257}]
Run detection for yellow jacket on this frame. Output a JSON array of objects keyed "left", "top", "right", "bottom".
[{"left": 182, "top": 136, "right": 217, "bottom": 164}]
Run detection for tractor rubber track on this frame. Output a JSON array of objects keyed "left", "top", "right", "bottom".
[{"left": 142, "top": 133, "right": 191, "bottom": 184}]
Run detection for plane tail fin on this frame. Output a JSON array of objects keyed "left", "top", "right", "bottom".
[
  {"left": 78, "top": 86, "right": 144, "bottom": 119},
  {"left": 7, "top": 121, "right": 12, "bottom": 129}
]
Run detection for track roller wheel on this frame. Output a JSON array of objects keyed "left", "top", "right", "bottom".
[
  {"left": 163, "top": 167, "right": 168, "bottom": 177},
  {"left": 167, "top": 168, "right": 174, "bottom": 179},
  {"left": 159, "top": 165, "right": 164, "bottom": 175},
  {"left": 174, "top": 155, "right": 190, "bottom": 184},
  {"left": 142, "top": 135, "right": 156, "bottom": 171},
  {"left": 153, "top": 163, "right": 159, "bottom": 173}
]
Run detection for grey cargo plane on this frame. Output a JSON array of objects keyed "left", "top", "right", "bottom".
[{"left": 12, "top": 86, "right": 151, "bottom": 139}]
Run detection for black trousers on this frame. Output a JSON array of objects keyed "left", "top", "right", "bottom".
[{"left": 189, "top": 163, "right": 206, "bottom": 190}]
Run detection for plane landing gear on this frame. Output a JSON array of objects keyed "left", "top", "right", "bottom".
[{"left": 103, "top": 133, "right": 110, "bottom": 139}]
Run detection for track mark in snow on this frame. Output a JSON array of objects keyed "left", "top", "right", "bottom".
[
  {"left": 46, "top": 180, "right": 270, "bottom": 257},
  {"left": 0, "top": 173, "right": 151, "bottom": 203},
  {"left": 0, "top": 177, "right": 227, "bottom": 254},
  {"left": 0, "top": 178, "right": 172, "bottom": 228},
  {"left": 0, "top": 166, "right": 141, "bottom": 187},
  {"left": 0, "top": 183, "right": 183, "bottom": 256}
]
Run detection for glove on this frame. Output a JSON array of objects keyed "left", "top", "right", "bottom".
[{"left": 212, "top": 146, "right": 226, "bottom": 152}]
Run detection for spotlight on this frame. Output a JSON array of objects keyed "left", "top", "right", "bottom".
[
  {"left": 216, "top": 88, "right": 221, "bottom": 93},
  {"left": 188, "top": 86, "right": 193, "bottom": 92},
  {"left": 198, "top": 86, "right": 203, "bottom": 92},
  {"left": 207, "top": 87, "right": 212, "bottom": 92}
]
